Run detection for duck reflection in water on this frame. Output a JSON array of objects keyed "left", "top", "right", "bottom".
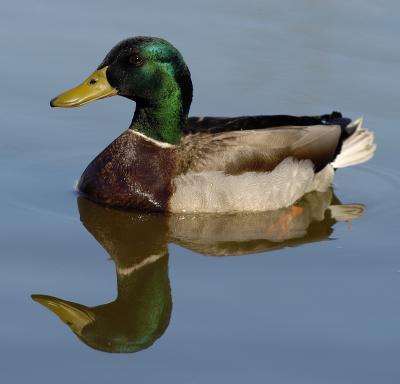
[{"left": 32, "top": 189, "right": 364, "bottom": 353}]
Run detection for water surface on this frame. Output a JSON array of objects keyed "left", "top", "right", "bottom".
[{"left": 1, "top": 1, "right": 399, "bottom": 383}]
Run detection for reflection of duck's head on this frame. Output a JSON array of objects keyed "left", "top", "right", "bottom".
[
  {"left": 32, "top": 249, "right": 170, "bottom": 353},
  {"left": 32, "top": 197, "right": 172, "bottom": 353}
]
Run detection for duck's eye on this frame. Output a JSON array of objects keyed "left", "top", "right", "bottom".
[{"left": 129, "top": 54, "right": 143, "bottom": 66}]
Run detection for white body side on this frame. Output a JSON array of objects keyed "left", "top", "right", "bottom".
[{"left": 170, "top": 158, "right": 334, "bottom": 213}]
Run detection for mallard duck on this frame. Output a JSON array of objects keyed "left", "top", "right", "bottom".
[{"left": 50, "top": 36, "right": 376, "bottom": 213}]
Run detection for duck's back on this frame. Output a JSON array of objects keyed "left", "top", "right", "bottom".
[{"left": 185, "top": 111, "right": 351, "bottom": 135}]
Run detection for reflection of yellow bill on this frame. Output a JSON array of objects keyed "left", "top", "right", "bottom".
[
  {"left": 50, "top": 66, "right": 117, "bottom": 108},
  {"left": 31, "top": 294, "right": 94, "bottom": 335}
]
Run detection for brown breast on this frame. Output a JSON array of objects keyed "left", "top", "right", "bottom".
[{"left": 78, "top": 130, "right": 177, "bottom": 211}]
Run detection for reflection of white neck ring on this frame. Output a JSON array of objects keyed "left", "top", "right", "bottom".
[{"left": 117, "top": 253, "right": 166, "bottom": 277}]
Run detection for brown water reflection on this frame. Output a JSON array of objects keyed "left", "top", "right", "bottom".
[{"left": 32, "top": 189, "right": 363, "bottom": 353}]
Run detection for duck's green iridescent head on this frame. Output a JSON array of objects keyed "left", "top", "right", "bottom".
[
  {"left": 51, "top": 37, "right": 193, "bottom": 144},
  {"left": 100, "top": 37, "right": 192, "bottom": 111}
]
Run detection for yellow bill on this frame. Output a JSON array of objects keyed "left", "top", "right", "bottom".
[{"left": 50, "top": 66, "right": 117, "bottom": 108}]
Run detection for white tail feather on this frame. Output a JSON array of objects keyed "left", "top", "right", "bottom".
[{"left": 332, "top": 117, "right": 376, "bottom": 168}]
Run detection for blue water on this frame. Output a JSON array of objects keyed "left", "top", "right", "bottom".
[{"left": 1, "top": 0, "right": 399, "bottom": 383}]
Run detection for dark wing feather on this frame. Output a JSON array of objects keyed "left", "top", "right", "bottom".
[{"left": 185, "top": 111, "right": 351, "bottom": 134}]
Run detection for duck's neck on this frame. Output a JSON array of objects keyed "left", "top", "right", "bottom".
[{"left": 130, "top": 91, "right": 187, "bottom": 145}]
